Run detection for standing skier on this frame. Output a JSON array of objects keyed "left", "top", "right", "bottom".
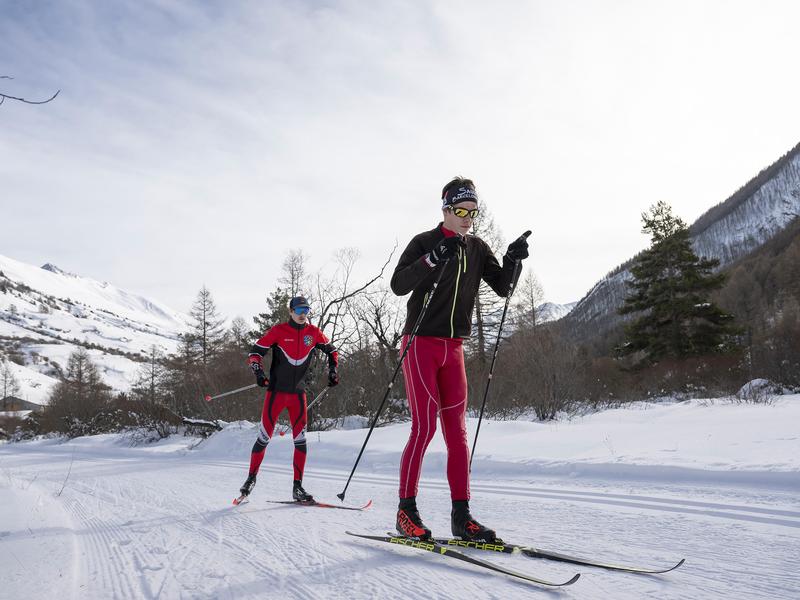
[
  {"left": 237, "top": 296, "right": 339, "bottom": 503},
  {"left": 390, "top": 177, "right": 529, "bottom": 542}
]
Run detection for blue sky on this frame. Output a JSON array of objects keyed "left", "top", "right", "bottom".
[{"left": 3, "top": 0, "right": 800, "bottom": 322}]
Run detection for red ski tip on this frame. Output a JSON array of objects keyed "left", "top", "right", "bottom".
[{"left": 204, "top": 395, "right": 212, "bottom": 402}]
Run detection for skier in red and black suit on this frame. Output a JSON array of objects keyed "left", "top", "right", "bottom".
[
  {"left": 390, "top": 177, "right": 529, "bottom": 542},
  {"left": 238, "top": 296, "right": 339, "bottom": 502}
]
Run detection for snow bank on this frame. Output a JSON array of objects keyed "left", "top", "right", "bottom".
[{"left": 182, "top": 395, "right": 800, "bottom": 489}]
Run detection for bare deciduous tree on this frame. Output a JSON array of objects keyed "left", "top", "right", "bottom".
[
  {"left": 313, "top": 245, "right": 396, "bottom": 351},
  {"left": 279, "top": 249, "right": 309, "bottom": 298},
  {"left": 1, "top": 357, "right": 22, "bottom": 410},
  {"left": 513, "top": 269, "right": 545, "bottom": 329},
  {"left": 349, "top": 286, "right": 405, "bottom": 353},
  {"left": 189, "top": 286, "right": 227, "bottom": 367},
  {"left": 469, "top": 204, "right": 507, "bottom": 363},
  {"left": 131, "top": 346, "right": 167, "bottom": 406}
]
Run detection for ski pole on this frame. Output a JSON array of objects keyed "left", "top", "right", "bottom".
[
  {"left": 308, "top": 386, "right": 330, "bottom": 411},
  {"left": 337, "top": 256, "right": 452, "bottom": 501},
  {"left": 203, "top": 383, "right": 258, "bottom": 402},
  {"left": 469, "top": 230, "right": 531, "bottom": 471}
]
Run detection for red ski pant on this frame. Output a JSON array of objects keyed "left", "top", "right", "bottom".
[
  {"left": 248, "top": 390, "right": 308, "bottom": 481},
  {"left": 399, "top": 335, "right": 470, "bottom": 500}
]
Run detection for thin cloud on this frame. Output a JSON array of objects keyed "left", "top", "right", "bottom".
[{"left": 2, "top": 0, "right": 800, "bottom": 321}]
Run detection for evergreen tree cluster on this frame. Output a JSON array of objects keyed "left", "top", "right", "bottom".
[{"left": 618, "top": 201, "right": 738, "bottom": 363}]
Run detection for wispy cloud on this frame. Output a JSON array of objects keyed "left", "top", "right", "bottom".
[{"left": 3, "top": 1, "right": 800, "bottom": 320}]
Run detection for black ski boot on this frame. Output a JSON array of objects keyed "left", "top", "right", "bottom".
[
  {"left": 451, "top": 500, "right": 498, "bottom": 542},
  {"left": 292, "top": 480, "right": 314, "bottom": 503},
  {"left": 396, "top": 497, "right": 432, "bottom": 540},
  {"left": 240, "top": 473, "right": 257, "bottom": 497}
]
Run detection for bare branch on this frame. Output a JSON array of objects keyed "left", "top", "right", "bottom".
[
  {"left": 319, "top": 242, "right": 397, "bottom": 320},
  {"left": 1, "top": 76, "right": 59, "bottom": 105},
  {"left": 350, "top": 287, "right": 404, "bottom": 352},
  {"left": 0, "top": 89, "right": 60, "bottom": 105}
]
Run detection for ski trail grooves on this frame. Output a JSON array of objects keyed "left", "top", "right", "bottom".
[{"left": 200, "top": 459, "right": 800, "bottom": 529}]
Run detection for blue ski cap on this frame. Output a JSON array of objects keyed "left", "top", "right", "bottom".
[{"left": 289, "top": 296, "right": 310, "bottom": 311}]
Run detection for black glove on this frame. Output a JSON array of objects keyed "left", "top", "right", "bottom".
[
  {"left": 251, "top": 363, "right": 268, "bottom": 388},
  {"left": 328, "top": 368, "right": 339, "bottom": 387},
  {"left": 506, "top": 232, "right": 530, "bottom": 262},
  {"left": 428, "top": 235, "right": 465, "bottom": 266}
]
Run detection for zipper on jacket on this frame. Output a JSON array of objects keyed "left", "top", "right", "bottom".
[
  {"left": 449, "top": 245, "right": 463, "bottom": 337},
  {"left": 294, "top": 325, "right": 300, "bottom": 390}
]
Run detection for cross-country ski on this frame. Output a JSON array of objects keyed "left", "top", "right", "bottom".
[
  {"left": 432, "top": 537, "right": 685, "bottom": 574},
  {"left": 346, "top": 531, "right": 581, "bottom": 587},
  {"left": 267, "top": 498, "right": 373, "bottom": 511}
]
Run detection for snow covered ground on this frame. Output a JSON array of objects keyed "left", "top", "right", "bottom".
[{"left": 1, "top": 396, "right": 798, "bottom": 599}]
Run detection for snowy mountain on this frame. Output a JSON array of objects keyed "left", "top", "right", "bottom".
[
  {"left": 564, "top": 141, "right": 800, "bottom": 333},
  {"left": 538, "top": 301, "right": 578, "bottom": 322},
  {"left": 0, "top": 253, "right": 191, "bottom": 404}
]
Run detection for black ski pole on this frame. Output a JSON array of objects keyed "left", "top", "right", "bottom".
[
  {"left": 337, "top": 256, "right": 452, "bottom": 501},
  {"left": 469, "top": 230, "right": 531, "bottom": 471}
]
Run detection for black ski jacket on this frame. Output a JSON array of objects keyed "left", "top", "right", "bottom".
[
  {"left": 248, "top": 320, "right": 338, "bottom": 393},
  {"left": 390, "top": 223, "right": 520, "bottom": 338}
]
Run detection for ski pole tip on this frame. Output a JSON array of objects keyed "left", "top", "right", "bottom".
[{"left": 336, "top": 492, "right": 346, "bottom": 501}]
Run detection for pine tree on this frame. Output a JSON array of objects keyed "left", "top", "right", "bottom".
[
  {"left": 619, "top": 201, "right": 738, "bottom": 362},
  {"left": 189, "top": 286, "right": 227, "bottom": 367},
  {"left": 251, "top": 287, "right": 291, "bottom": 337}
]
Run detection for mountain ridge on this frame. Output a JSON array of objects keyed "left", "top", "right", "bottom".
[{"left": 563, "top": 141, "right": 800, "bottom": 337}]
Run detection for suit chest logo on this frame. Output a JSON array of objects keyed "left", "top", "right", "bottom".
[{"left": 303, "top": 335, "right": 314, "bottom": 347}]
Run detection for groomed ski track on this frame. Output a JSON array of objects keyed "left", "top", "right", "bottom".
[{"left": 1, "top": 425, "right": 798, "bottom": 599}]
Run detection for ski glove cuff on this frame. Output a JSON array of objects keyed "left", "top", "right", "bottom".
[
  {"left": 505, "top": 236, "right": 529, "bottom": 261},
  {"left": 328, "top": 368, "right": 339, "bottom": 387},
  {"left": 427, "top": 235, "right": 465, "bottom": 267},
  {"left": 251, "top": 363, "right": 268, "bottom": 388}
]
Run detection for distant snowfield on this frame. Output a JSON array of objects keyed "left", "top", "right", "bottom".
[
  {"left": 1, "top": 253, "right": 191, "bottom": 403},
  {"left": 1, "top": 397, "right": 798, "bottom": 599}
]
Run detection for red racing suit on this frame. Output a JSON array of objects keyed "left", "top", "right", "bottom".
[{"left": 246, "top": 319, "right": 338, "bottom": 480}]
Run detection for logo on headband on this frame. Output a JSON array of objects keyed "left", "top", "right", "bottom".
[{"left": 443, "top": 186, "right": 478, "bottom": 206}]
